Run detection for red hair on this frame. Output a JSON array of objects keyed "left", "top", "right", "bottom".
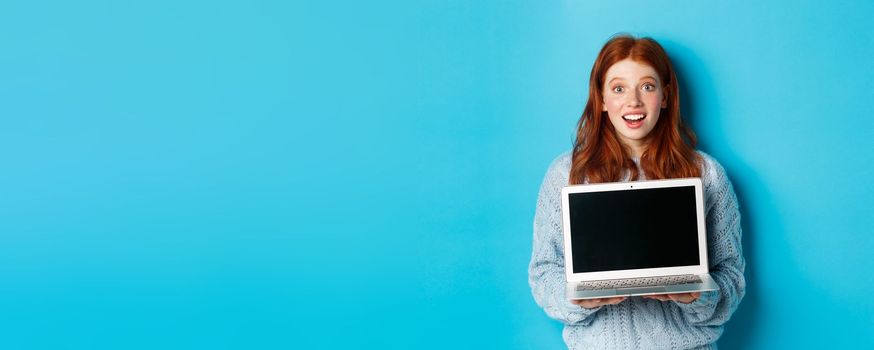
[{"left": 569, "top": 35, "right": 701, "bottom": 184}]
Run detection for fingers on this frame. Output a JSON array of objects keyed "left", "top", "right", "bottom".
[
  {"left": 643, "top": 292, "right": 701, "bottom": 303},
  {"left": 572, "top": 297, "right": 628, "bottom": 309},
  {"left": 576, "top": 292, "right": 701, "bottom": 308},
  {"left": 642, "top": 294, "right": 671, "bottom": 301},
  {"left": 576, "top": 299, "right": 603, "bottom": 309},
  {"left": 666, "top": 294, "right": 684, "bottom": 302},
  {"left": 603, "top": 297, "right": 626, "bottom": 305},
  {"left": 667, "top": 292, "right": 700, "bottom": 304}
]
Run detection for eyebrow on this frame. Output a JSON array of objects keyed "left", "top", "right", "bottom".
[{"left": 607, "top": 76, "right": 659, "bottom": 84}]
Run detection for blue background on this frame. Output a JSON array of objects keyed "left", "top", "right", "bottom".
[{"left": 2, "top": 1, "right": 873, "bottom": 348}]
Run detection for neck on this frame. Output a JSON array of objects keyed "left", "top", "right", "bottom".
[{"left": 624, "top": 141, "right": 647, "bottom": 159}]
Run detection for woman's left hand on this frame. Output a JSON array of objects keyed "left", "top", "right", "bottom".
[{"left": 642, "top": 292, "right": 700, "bottom": 304}]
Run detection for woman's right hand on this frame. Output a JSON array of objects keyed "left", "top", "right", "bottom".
[{"left": 571, "top": 297, "right": 626, "bottom": 309}]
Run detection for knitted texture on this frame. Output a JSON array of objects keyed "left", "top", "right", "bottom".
[{"left": 528, "top": 151, "right": 745, "bottom": 350}]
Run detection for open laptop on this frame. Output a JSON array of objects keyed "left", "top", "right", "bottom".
[{"left": 561, "top": 178, "right": 719, "bottom": 300}]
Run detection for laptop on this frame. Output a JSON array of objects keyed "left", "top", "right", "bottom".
[{"left": 561, "top": 178, "right": 719, "bottom": 300}]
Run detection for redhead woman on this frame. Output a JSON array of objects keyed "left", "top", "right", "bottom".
[{"left": 528, "top": 35, "right": 745, "bottom": 349}]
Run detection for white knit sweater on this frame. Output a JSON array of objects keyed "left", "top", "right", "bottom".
[{"left": 528, "top": 151, "right": 745, "bottom": 349}]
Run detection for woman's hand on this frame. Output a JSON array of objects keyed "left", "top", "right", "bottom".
[
  {"left": 642, "top": 292, "right": 700, "bottom": 304},
  {"left": 571, "top": 292, "right": 699, "bottom": 309},
  {"left": 571, "top": 297, "right": 627, "bottom": 309}
]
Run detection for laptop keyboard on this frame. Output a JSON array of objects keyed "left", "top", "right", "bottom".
[{"left": 576, "top": 275, "right": 702, "bottom": 291}]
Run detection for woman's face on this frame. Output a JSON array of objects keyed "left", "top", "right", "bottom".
[{"left": 601, "top": 58, "right": 667, "bottom": 155}]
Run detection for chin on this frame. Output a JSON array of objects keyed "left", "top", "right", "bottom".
[{"left": 621, "top": 132, "right": 650, "bottom": 140}]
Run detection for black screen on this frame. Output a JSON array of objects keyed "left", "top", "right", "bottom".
[{"left": 569, "top": 186, "right": 700, "bottom": 273}]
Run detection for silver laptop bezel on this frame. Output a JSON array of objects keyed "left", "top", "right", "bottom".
[{"left": 561, "top": 178, "right": 709, "bottom": 282}]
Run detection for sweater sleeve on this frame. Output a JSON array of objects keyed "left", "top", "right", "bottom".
[
  {"left": 674, "top": 155, "right": 746, "bottom": 326},
  {"left": 528, "top": 155, "right": 602, "bottom": 326}
]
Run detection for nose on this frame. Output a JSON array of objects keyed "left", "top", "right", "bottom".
[{"left": 627, "top": 89, "right": 642, "bottom": 107}]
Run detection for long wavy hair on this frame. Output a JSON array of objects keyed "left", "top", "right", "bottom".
[{"left": 569, "top": 34, "right": 701, "bottom": 184}]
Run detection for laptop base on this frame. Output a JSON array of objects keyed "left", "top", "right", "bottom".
[{"left": 567, "top": 273, "right": 719, "bottom": 300}]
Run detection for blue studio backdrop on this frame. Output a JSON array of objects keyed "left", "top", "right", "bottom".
[{"left": 1, "top": 1, "right": 873, "bottom": 349}]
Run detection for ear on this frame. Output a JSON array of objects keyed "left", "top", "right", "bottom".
[{"left": 661, "top": 85, "right": 670, "bottom": 108}]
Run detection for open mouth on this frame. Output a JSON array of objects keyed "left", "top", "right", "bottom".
[
  {"left": 622, "top": 114, "right": 646, "bottom": 122},
  {"left": 621, "top": 114, "right": 646, "bottom": 129}
]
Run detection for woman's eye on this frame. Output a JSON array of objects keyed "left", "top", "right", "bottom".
[
  {"left": 642, "top": 84, "right": 656, "bottom": 92},
  {"left": 612, "top": 86, "right": 624, "bottom": 93}
]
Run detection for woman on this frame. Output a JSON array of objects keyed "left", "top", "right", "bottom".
[{"left": 528, "top": 34, "right": 745, "bottom": 349}]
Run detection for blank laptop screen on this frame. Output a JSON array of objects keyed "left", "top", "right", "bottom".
[{"left": 568, "top": 185, "right": 701, "bottom": 274}]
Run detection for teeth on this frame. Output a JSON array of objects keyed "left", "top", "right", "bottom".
[{"left": 623, "top": 114, "right": 645, "bottom": 121}]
